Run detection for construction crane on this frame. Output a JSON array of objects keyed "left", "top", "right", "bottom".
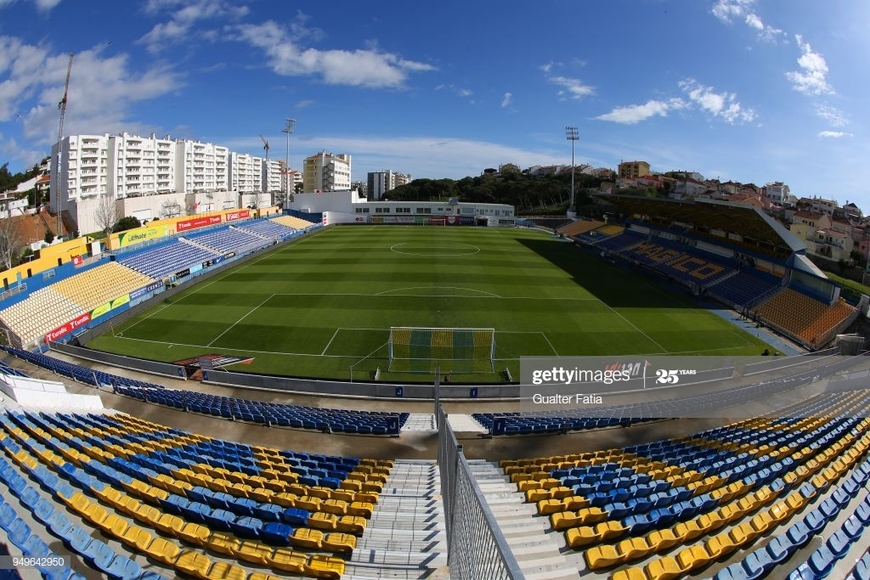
[{"left": 56, "top": 53, "right": 74, "bottom": 241}]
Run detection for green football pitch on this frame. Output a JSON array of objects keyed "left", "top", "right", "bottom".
[{"left": 87, "top": 225, "right": 775, "bottom": 382}]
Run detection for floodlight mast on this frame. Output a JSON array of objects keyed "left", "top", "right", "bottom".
[
  {"left": 282, "top": 118, "right": 296, "bottom": 198},
  {"left": 566, "top": 126, "right": 579, "bottom": 218}
]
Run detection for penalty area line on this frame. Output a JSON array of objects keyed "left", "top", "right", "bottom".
[{"left": 321, "top": 328, "right": 341, "bottom": 356}]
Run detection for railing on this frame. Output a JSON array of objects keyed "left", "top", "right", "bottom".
[{"left": 436, "top": 403, "right": 524, "bottom": 580}]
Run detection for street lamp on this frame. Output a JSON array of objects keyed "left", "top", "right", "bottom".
[
  {"left": 282, "top": 118, "right": 296, "bottom": 196},
  {"left": 566, "top": 126, "right": 579, "bottom": 218}
]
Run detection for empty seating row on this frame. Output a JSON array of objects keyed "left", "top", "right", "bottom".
[
  {"left": 0, "top": 262, "right": 155, "bottom": 349},
  {"left": 2, "top": 345, "right": 164, "bottom": 389},
  {"left": 118, "top": 240, "right": 221, "bottom": 280},
  {"left": 113, "top": 384, "right": 407, "bottom": 435},
  {"left": 187, "top": 227, "right": 272, "bottom": 256},
  {"left": 235, "top": 219, "right": 300, "bottom": 240},
  {"left": 473, "top": 362, "right": 861, "bottom": 434},
  {"left": 500, "top": 391, "right": 870, "bottom": 579},
  {"left": 273, "top": 215, "right": 318, "bottom": 231},
  {"left": 0, "top": 431, "right": 163, "bottom": 579},
  {"left": 1, "top": 410, "right": 390, "bottom": 579},
  {"left": 706, "top": 270, "right": 782, "bottom": 308},
  {"left": 557, "top": 219, "right": 604, "bottom": 238},
  {"left": 755, "top": 288, "right": 856, "bottom": 346}
]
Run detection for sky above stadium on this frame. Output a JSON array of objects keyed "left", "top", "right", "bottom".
[{"left": 0, "top": 1, "right": 867, "bottom": 207}]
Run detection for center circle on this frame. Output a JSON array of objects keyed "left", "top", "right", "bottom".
[{"left": 389, "top": 242, "right": 481, "bottom": 257}]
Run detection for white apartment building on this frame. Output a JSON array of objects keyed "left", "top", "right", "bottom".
[
  {"left": 50, "top": 134, "right": 110, "bottom": 210},
  {"left": 230, "top": 153, "right": 264, "bottom": 194},
  {"left": 302, "top": 151, "right": 351, "bottom": 193},
  {"left": 263, "top": 159, "right": 284, "bottom": 193},
  {"left": 285, "top": 169, "right": 302, "bottom": 195},
  {"left": 175, "top": 140, "right": 230, "bottom": 194},
  {"left": 764, "top": 181, "right": 790, "bottom": 205},
  {"left": 367, "top": 170, "right": 411, "bottom": 201},
  {"left": 107, "top": 132, "right": 177, "bottom": 198}
]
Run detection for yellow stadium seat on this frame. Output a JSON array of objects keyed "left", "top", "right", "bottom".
[
  {"left": 304, "top": 554, "right": 345, "bottom": 579},
  {"left": 646, "top": 529, "right": 680, "bottom": 553},
  {"left": 336, "top": 515, "right": 367, "bottom": 534},
  {"left": 611, "top": 568, "right": 648, "bottom": 580},
  {"left": 154, "top": 513, "right": 185, "bottom": 535},
  {"left": 174, "top": 550, "right": 212, "bottom": 578},
  {"left": 120, "top": 526, "right": 153, "bottom": 552},
  {"left": 585, "top": 544, "right": 622, "bottom": 569},
  {"left": 645, "top": 556, "right": 684, "bottom": 580},
  {"left": 144, "top": 537, "right": 181, "bottom": 566},
  {"left": 617, "top": 536, "right": 652, "bottom": 562},
  {"left": 323, "top": 532, "right": 356, "bottom": 555},
  {"left": 232, "top": 541, "right": 273, "bottom": 566},
  {"left": 204, "top": 561, "right": 247, "bottom": 580},
  {"left": 177, "top": 522, "right": 210, "bottom": 546},
  {"left": 291, "top": 528, "right": 323, "bottom": 550},
  {"left": 705, "top": 532, "right": 737, "bottom": 560},
  {"left": 206, "top": 532, "right": 240, "bottom": 556},
  {"left": 268, "top": 548, "right": 307, "bottom": 574}
]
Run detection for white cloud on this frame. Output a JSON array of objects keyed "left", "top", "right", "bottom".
[
  {"left": 678, "top": 78, "right": 756, "bottom": 123},
  {"left": 0, "top": 36, "right": 182, "bottom": 165},
  {"left": 0, "top": 0, "right": 61, "bottom": 10},
  {"left": 139, "top": 0, "right": 249, "bottom": 53},
  {"left": 549, "top": 76, "right": 594, "bottom": 100},
  {"left": 815, "top": 104, "right": 848, "bottom": 127},
  {"left": 235, "top": 20, "right": 434, "bottom": 89},
  {"left": 711, "top": 0, "right": 786, "bottom": 43},
  {"left": 595, "top": 99, "right": 685, "bottom": 124},
  {"left": 501, "top": 92, "right": 513, "bottom": 108},
  {"left": 818, "top": 130, "right": 852, "bottom": 138},
  {"left": 597, "top": 80, "right": 754, "bottom": 125},
  {"left": 786, "top": 34, "right": 833, "bottom": 95}
]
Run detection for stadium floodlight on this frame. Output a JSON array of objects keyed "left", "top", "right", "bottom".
[
  {"left": 566, "top": 126, "right": 579, "bottom": 218},
  {"left": 282, "top": 118, "right": 296, "bottom": 195}
]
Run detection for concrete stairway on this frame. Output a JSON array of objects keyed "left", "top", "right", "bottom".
[
  {"left": 467, "top": 459, "right": 581, "bottom": 580},
  {"left": 346, "top": 460, "right": 449, "bottom": 579}
]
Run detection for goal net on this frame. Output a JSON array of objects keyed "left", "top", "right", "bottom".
[{"left": 388, "top": 327, "right": 496, "bottom": 374}]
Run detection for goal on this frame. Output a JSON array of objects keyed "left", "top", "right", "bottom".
[{"left": 388, "top": 327, "right": 496, "bottom": 374}]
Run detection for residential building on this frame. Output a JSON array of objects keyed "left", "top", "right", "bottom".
[
  {"left": 367, "top": 170, "right": 412, "bottom": 201},
  {"left": 302, "top": 151, "right": 352, "bottom": 193},
  {"left": 50, "top": 134, "right": 111, "bottom": 210},
  {"left": 843, "top": 202, "right": 863, "bottom": 223},
  {"left": 763, "top": 181, "right": 790, "bottom": 205},
  {"left": 672, "top": 177, "right": 708, "bottom": 197},
  {"left": 175, "top": 139, "right": 230, "bottom": 194},
  {"left": 230, "top": 152, "right": 264, "bottom": 194},
  {"left": 107, "top": 132, "right": 176, "bottom": 198},
  {"left": 789, "top": 209, "right": 854, "bottom": 262},
  {"left": 262, "top": 158, "right": 283, "bottom": 194},
  {"left": 790, "top": 210, "right": 831, "bottom": 240},
  {"left": 799, "top": 196, "right": 838, "bottom": 215},
  {"left": 617, "top": 160, "right": 650, "bottom": 179}
]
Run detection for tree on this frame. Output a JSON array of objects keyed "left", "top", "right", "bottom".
[
  {"left": 273, "top": 189, "right": 288, "bottom": 208},
  {"left": 113, "top": 216, "right": 141, "bottom": 233},
  {"left": 159, "top": 199, "right": 183, "bottom": 219},
  {"left": 94, "top": 195, "right": 118, "bottom": 234},
  {"left": 0, "top": 215, "right": 23, "bottom": 271},
  {"left": 44, "top": 231, "right": 54, "bottom": 244}
]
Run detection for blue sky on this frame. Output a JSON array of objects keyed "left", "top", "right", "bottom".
[{"left": 0, "top": 0, "right": 868, "bottom": 207}]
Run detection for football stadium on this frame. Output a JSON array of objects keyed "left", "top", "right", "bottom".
[{"left": 0, "top": 198, "right": 868, "bottom": 580}]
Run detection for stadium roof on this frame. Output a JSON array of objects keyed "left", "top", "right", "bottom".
[{"left": 597, "top": 195, "right": 806, "bottom": 258}]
